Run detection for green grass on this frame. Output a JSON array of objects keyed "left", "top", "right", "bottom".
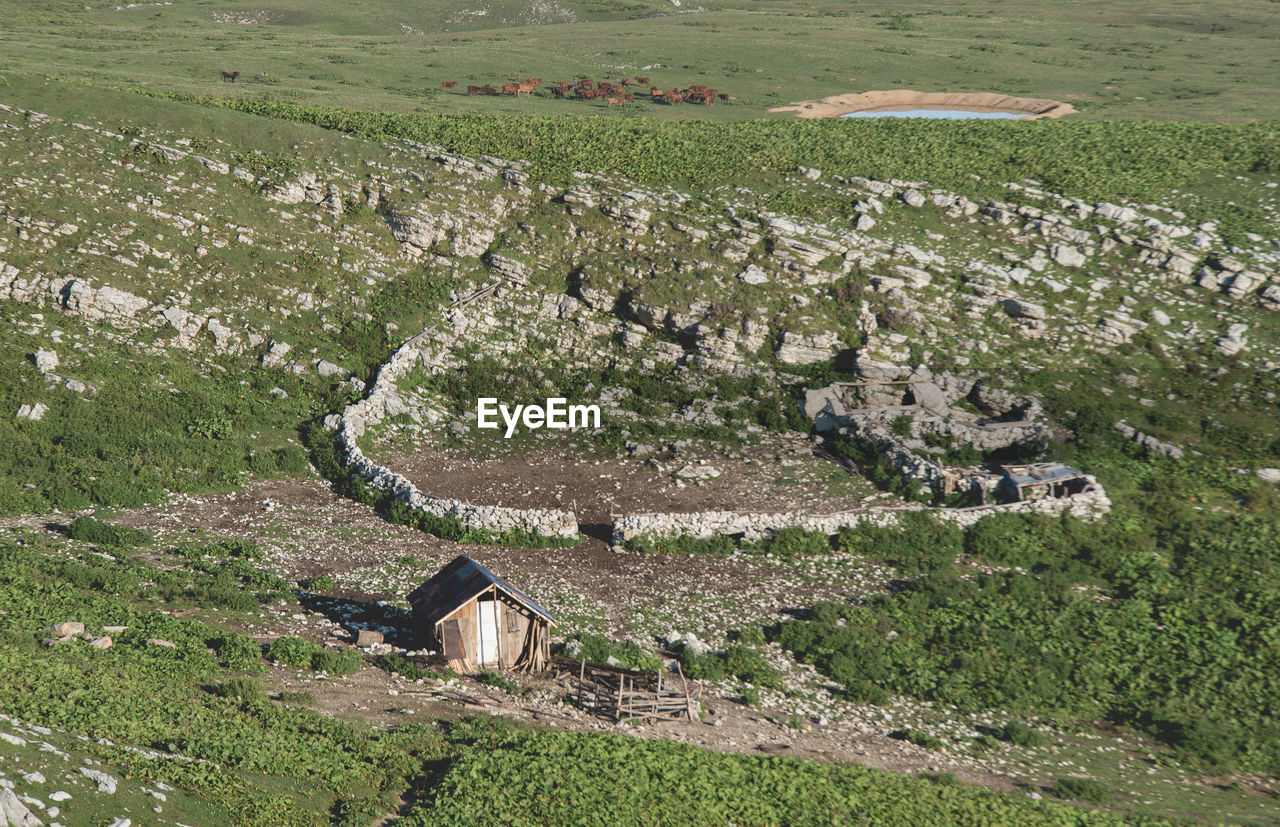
[{"left": 2, "top": 0, "right": 1279, "bottom": 122}]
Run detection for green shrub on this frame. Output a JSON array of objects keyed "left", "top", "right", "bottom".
[
  {"left": 571, "top": 634, "right": 664, "bottom": 673},
  {"left": 207, "top": 677, "right": 263, "bottom": 701},
  {"left": 476, "top": 669, "right": 524, "bottom": 695},
  {"left": 214, "top": 632, "right": 264, "bottom": 673},
  {"left": 731, "top": 626, "right": 766, "bottom": 646},
  {"left": 998, "top": 721, "right": 1048, "bottom": 748},
  {"left": 268, "top": 635, "right": 323, "bottom": 668},
  {"left": 890, "top": 414, "right": 914, "bottom": 438},
  {"left": 377, "top": 652, "right": 434, "bottom": 681},
  {"left": 748, "top": 527, "right": 831, "bottom": 558},
  {"left": 1049, "top": 777, "right": 1109, "bottom": 805},
  {"left": 66, "top": 515, "right": 151, "bottom": 547},
  {"left": 304, "top": 574, "right": 336, "bottom": 592},
  {"left": 312, "top": 647, "right": 363, "bottom": 676}
]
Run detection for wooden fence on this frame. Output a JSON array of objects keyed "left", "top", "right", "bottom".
[{"left": 573, "top": 660, "right": 701, "bottom": 722}]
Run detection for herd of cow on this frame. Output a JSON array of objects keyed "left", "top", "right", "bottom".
[{"left": 443, "top": 76, "right": 734, "bottom": 107}]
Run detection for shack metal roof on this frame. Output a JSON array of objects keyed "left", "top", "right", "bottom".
[
  {"left": 406, "top": 555, "right": 555, "bottom": 628},
  {"left": 1001, "top": 463, "right": 1084, "bottom": 487}
]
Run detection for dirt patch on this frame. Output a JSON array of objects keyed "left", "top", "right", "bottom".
[
  {"left": 382, "top": 434, "right": 880, "bottom": 531},
  {"left": 770, "top": 90, "right": 1077, "bottom": 120}
]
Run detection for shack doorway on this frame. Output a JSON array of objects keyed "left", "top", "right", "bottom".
[{"left": 476, "top": 598, "right": 501, "bottom": 667}]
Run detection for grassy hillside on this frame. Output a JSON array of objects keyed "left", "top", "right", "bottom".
[
  {"left": 0, "top": 41, "right": 1278, "bottom": 827},
  {"left": 0, "top": 0, "right": 1278, "bottom": 121}
]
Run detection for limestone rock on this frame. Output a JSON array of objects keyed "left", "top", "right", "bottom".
[
  {"left": 775, "top": 331, "right": 841, "bottom": 365},
  {"left": 79, "top": 768, "right": 118, "bottom": 794},
  {"left": 33, "top": 349, "right": 58, "bottom": 374},
  {"left": 1051, "top": 244, "right": 1086, "bottom": 268},
  {"left": 1257, "top": 468, "right": 1280, "bottom": 484},
  {"left": 16, "top": 403, "right": 48, "bottom": 421},
  {"left": 0, "top": 788, "right": 42, "bottom": 827},
  {"left": 261, "top": 340, "right": 292, "bottom": 368},
  {"left": 901, "top": 189, "right": 925, "bottom": 208}
]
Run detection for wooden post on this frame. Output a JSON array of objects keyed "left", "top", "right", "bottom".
[
  {"left": 578, "top": 658, "right": 585, "bottom": 710},
  {"left": 616, "top": 674, "right": 625, "bottom": 721},
  {"left": 675, "top": 661, "right": 696, "bottom": 722}
]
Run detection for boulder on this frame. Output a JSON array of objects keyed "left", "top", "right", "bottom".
[
  {"left": 0, "top": 788, "right": 42, "bottom": 827},
  {"left": 33, "top": 349, "right": 58, "bottom": 374},
  {"left": 737, "top": 264, "right": 769, "bottom": 285},
  {"left": 1257, "top": 468, "right": 1280, "bottom": 484},
  {"left": 1051, "top": 244, "right": 1086, "bottom": 268},
  {"left": 356, "top": 630, "right": 385, "bottom": 647},
  {"left": 1001, "top": 298, "right": 1046, "bottom": 321},
  {"left": 79, "top": 767, "right": 118, "bottom": 794},
  {"left": 901, "top": 189, "right": 925, "bottom": 208}
]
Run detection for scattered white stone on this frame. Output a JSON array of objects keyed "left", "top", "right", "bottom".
[
  {"left": 1257, "top": 468, "right": 1280, "bottom": 484},
  {"left": 33, "top": 349, "right": 58, "bottom": 374},
  {"left": 15, "top": 404, "right": 48, "bottom": 421},
  {"left": 79, "top": 767, "right": 118, "bottom": 794}
]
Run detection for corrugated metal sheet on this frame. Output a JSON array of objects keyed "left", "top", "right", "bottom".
[
  {"left": 406, "top": 555, "right": 555, "bottom": 628},
  {"left": 1001, "top": 463, "right": 1083, "bottom": 487}
]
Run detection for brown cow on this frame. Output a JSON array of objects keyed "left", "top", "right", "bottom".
[
  {"left": 501, "top": 84, "right": 519, "bottom": 96},
  {"left": 221, "top": 70, "right": 239, "bottom": 82},
  {"left": 718, "top": 93, "right": 731, "bottom": 103},
  {"left": 635, "top": 76, "right": 650, "bottom": 85},
  {"left": 664, "top": 91, "right": 683, "bottom": 105},
  {"left": 607, "top": 97, "right": 623, "bottom": 107},
  {"left": 441, "top": 81, "right": 457, "bottom": 90},
  {"left": 517, "top": 78, "right": 540, "bottom": 96}
]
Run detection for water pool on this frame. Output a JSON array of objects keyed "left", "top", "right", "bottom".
[{"left": 841, "top": 108, "right": 1026, "bottom": 120}]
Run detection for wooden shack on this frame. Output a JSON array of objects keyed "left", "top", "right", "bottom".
[
  {"left": 406, "top": 555, "right": 554, "bottom": 674},
  {"left": 999, "top": 462, "right": 1088, "bottom": 501}
]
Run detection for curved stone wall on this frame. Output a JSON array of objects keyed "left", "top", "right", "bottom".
[{"left": 328, "top": 291, "right": 580, "bottom": 542}]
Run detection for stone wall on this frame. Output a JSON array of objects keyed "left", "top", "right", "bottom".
[
  {"left": 328, "top": 287, "right": 580, "bottom": 542},
  {"left": 611, "top": 475, "right": 1109, "bottom": 549}
]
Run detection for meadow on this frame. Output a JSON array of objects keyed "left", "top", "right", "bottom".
[{"left": 0, "top": 0, "right": 1277, "bottom": 122}]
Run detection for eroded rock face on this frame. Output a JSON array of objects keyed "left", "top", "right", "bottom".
[{"left": 775, "top": 331, "right": 842, "bottom": 365}]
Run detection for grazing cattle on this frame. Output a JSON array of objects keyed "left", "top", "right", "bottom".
[
  {"left": 552, "top": 87, "right": 567, "bottom": 98},
  {"left": 607, "top": 97, "right": 623, "bottom": 108},
  {"left": 441, "top": 81, "right": 457, "bottom": 90},
  {"left": 517, "top": 78, "right": 541, "bottom": 96},
  {"left": 663, "top": 91, "right": 683, "bottom": 105},
  {"left": 479, "top": 85, "right": 498, "bottom": 95},
  {"left": 221, "top": 70, "right": 239, "bottom": 83},
  {"left": 501, "top": 83, "right": 519, "bottom": 96},
  {"left": 625, "top": 93, "right": 635, "bottom": 103},
  {"left": 635, "top": 76, "right": 650, "bottom": 85},
  {"left": 467, "top": 85, "right": 482, "bottom": 95},
  {"left": 717, "top": 93, "right": 731, "bottom": 103}
]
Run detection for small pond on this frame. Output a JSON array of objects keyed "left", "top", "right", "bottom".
[{"left": 841, "top": 109, "right": 1026, "bottom": 120}]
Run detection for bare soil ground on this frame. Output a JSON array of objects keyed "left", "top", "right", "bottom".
[{"left": 384, "top": 433, "right": 885, "bottom": 543}]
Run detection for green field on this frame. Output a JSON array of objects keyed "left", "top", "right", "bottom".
[{"left": 2, "top": 0, "right": 1279, "bottom": 121}]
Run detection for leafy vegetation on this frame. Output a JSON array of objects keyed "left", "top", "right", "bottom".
[
  {"left": 406, "top": 718, "right": 1128, "bottom": 826},
  {"left": 66, "top": 515, "right": 152, "bottom": 547},
  {"left": 155, "top": 92, "right": 1279, "bottom": 237}
]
